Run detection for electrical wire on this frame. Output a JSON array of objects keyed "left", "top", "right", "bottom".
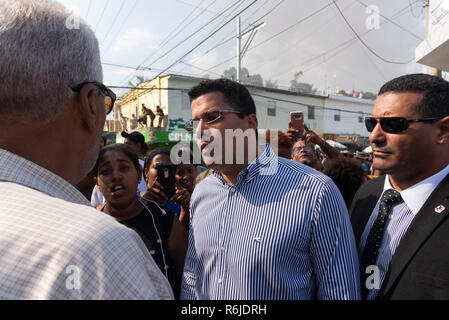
[
  {"left": 153, "top": 0, "right": 260, "bottom": 79},
  {"left": 268, "top": 0, "right": 420, "bottom": 82},
  {"left": 356, "top": 0, "right": 423, "bottom": 40},
  {"left": 140, "top": 0, "right": 242, "bottom": 69},
  {"left": 140, "top": 0, "right": 216, "bottom": 66},
  {"left": 94, "top": 0, "right": 110, "bottom": 33},
  {"left": 332, "top": 0, "right": 414, "bottom": 65},
  {"left": 101, "top": 0, "right": 127, "bottom": 44},
  {"left": 85, "top": 0, "right": 92, "bottom": 19},
  {"left": 102, "top": 0, "right": 140, "bottom": 54},
  {"left": 117, "top": 0, "right": 244, "bottom": 88},
  {"left": 180, "top": 0, "right": 286, "bottom": 69},
  {"left": 201, "top": 1, "right": 334, "bottom": 74}
]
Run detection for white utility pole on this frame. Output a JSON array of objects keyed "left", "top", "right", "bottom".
[
  {"left": 236, "top": 16, "right": 266, "bottom": 83},
  {"left": 425, "top": 0, "right": 442, "bottom": 77}
]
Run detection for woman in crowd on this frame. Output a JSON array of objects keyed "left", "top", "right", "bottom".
[
  {"left": 141, "top": 148, "right": 196, "bottom": 230},
  {"left": 94, "top": 143, "right": 187, "bottom": 299}
]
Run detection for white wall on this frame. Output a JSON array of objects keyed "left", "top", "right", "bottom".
[{"left": 323, "top": 95, "right": 374, "bottom": 137}]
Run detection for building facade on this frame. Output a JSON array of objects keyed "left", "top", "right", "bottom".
[{"left": 110, "top": 74, "right": 374, "bottom": 148}]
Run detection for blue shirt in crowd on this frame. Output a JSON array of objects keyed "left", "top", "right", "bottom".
[{"left": 181, "top": 145, "right": 360, "bottom": 300}]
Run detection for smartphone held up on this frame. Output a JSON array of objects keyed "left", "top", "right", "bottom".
[
  {"left": 289, "top": 112, "right": 305, "bottom": 137},
  {"left": 156, "top": 164, "right": 176, "bottom": 199}
]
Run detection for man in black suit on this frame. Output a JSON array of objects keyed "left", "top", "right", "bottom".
[{"left": 350, "top": 73, "right": 449, "bottom": 300}]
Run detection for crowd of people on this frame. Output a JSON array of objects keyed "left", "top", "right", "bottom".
[{"left": 2, "top": 0, "right": 449, "bottom": 301}]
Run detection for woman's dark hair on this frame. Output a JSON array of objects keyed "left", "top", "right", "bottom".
[
  {"left": 144, "top": 148, "right": 171, "bottom": 172},
  {"left": 94, "top": 143, "right": 140, "bottom": 175},
  {"left": 322, "top": 157, "right": 366, "bottom": 209}
]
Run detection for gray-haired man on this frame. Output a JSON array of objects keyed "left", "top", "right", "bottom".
[{"left": 0, "top": 0, "right": 172, "bottom": 299}]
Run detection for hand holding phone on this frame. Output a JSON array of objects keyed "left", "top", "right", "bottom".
[
  {"left": 156, "top": 164, "right": 177, "bottom": 199},
  {"left": 289, "top": 112, "right": 305, "bottom": 137}
]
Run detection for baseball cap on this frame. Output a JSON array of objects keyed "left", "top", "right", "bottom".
[{"left": 121, "top": 131, "right": 145, "bottom": 144}]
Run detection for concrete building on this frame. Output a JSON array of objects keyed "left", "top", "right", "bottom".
[
  {"left": 323, "top": 95, "right": 374, "bottom": 146},
  {"left": 109, "top": 74, "right": 374, "bottom": 149},
  {"left": 416, "top": 0, "right": 449, "bottom": 72}
]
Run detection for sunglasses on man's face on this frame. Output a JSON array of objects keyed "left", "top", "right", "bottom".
[
  {"left": 70, "top": 81, "right": 116, "bottom": 115},
  {"left": 364, "top": 116, "right": 444, "bottom": 134}
]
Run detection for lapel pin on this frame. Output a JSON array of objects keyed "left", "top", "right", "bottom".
[{"left": 435, "top": 205, "right": 446, "bottom": 214}]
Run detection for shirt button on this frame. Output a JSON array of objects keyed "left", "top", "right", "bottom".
[
  {"left": 218, "top": 278, "right": 223, "bottom": 284},
  {"left": 221, "top": 246, "right": 226, "bottom": 251}
]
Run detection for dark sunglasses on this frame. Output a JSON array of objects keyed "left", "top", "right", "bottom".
[
  {"left": 70, "top": 81, "right": 116, "bottom": 115},
  {"left": 365, "top": 116, "right": 444, "bottom": 134}
]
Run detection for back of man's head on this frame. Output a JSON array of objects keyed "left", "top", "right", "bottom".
[
  {"left": 0, "top": 0, "right": 102, "bottom": 121},
  {"left": 378, "top": 73, "right": 449, "bottom": 118},
  {"left": 188, "top": 78, "right": 256, "bottom": 116}
]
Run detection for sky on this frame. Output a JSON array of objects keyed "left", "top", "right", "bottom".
[{"left": 58, "top": 0, "right": 430, "bottom": 98}]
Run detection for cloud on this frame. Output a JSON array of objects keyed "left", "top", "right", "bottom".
[
  {"left": 111, "top": 27, "right": 157, "bottom": 53},
  {"left": 185, "top": 52, "right": 220, "bottom": 76}
]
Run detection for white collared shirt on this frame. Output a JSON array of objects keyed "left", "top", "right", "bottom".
[
  {"left": 359, "top": 163, "right": 449, "bottom": 299},
  {"left": 0, "top": 148, "right": 173, "bottom": 300}
]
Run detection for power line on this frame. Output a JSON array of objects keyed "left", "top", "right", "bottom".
[
  {"left": 332, "top": 0, "right": 414, "bottom": 65},
  {"left": 409, "top": 0, "right": 425, "bottom": 18},
  {"left": 102, "top": 62, "right": 152, "bottom": 70},
  {"left": 101, "top": 0, "right": 127, "bottom": 44},
  {"left": 102, "top": 0, "right": 140, "bottom": 53},
  {"left": 117, "top": 0, "right": 243, "bottom": 87},
  {"left": 355, "top": 0, "right": 423, "bottom": 40},
  {"left": 141, "top": 0, "right": 216, "bottom": 66},
  {"left": 94, "top": 0, "right": 110, "bottom": 33},
  {"left": 142, "top": 0, "right": 243, "bottom": 68},
  {"left": 201, "top": 1, "right": 334, "bottom": 74},
  {"left": 263, "top": 0, "right": 420, "bottom": 83},
  {"left": 186, "top": 0, "right": 286, "bottom": 65},
  {"left": 153, "top": 0, "right": 260, "bottom": 78},
  {"left": 85, "top": 0, "right": 92, "bottom": 19}
]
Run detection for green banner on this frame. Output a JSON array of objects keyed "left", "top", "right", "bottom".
[{"left": 116, "top": 131, "right": 193, "bottom": 143}]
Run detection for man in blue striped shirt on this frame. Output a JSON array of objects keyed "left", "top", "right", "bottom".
[{"left": 181, "top": 79, "right": 360, "bottom": 300}]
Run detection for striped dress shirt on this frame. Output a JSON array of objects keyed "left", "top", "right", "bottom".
[
  {"left": 181, "top": 145, "right": 360, "bottom": 300},
  {"left": 359, "top": 163, "right": 449, "bottom": 300},
  {"left": 0, "top": 148, "right": 173, "bottom": 300}
]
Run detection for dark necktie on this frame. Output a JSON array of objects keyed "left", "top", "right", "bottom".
[{"left": 360, "top": 188, "right": 404, "bottom": 299}]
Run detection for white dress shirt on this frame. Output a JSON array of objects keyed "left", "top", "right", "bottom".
[
  {"left": 0, "top": 148, "right": 173, "bottom": 300},
  {"left": 359, "top": 163, "right": 449, "bottom": 299}
]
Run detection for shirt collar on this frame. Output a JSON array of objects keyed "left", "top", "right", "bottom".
[
  {"left": 383, "top": 163, "right": 449, "bottom": 214},
  {"left": 212, "top": 144, "right": 278, "bottom": 185},
  {"left": 0, "top": 148, "right": 91, "bottom": 206}
]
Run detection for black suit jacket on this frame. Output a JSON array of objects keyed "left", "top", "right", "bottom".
[{"left": 350, "top": 173, "right": 449, "bottom": 299}]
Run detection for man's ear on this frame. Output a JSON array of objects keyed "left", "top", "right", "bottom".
[
  {"left": 437, "top": 115, "right": 449, "bottom": 144},
  {"left": 77, "top": 84, "right": 102, "bottom": 133},
  {"left": 247, "top": 114, "right": 258, "bottom": 130}
]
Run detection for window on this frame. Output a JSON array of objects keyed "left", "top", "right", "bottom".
[
  {"left": 308, "top": 106, "right": 315, "bottom": 120},
  {"left": 334, "top": 114, "right": 340, "bottom": 122},
  {"left": 267, "top": 101, "right": 276, "bottom": 117},
  {"left": 358, "top": 112, "right": 364, "bottom": 123}
]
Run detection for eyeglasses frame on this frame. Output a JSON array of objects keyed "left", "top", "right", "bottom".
[
  {"left": 70, "top": 81, "right": 116, "bottom": 115},
  {"left": 184, "top": 108, "right": 247, "bottom": 131}
]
